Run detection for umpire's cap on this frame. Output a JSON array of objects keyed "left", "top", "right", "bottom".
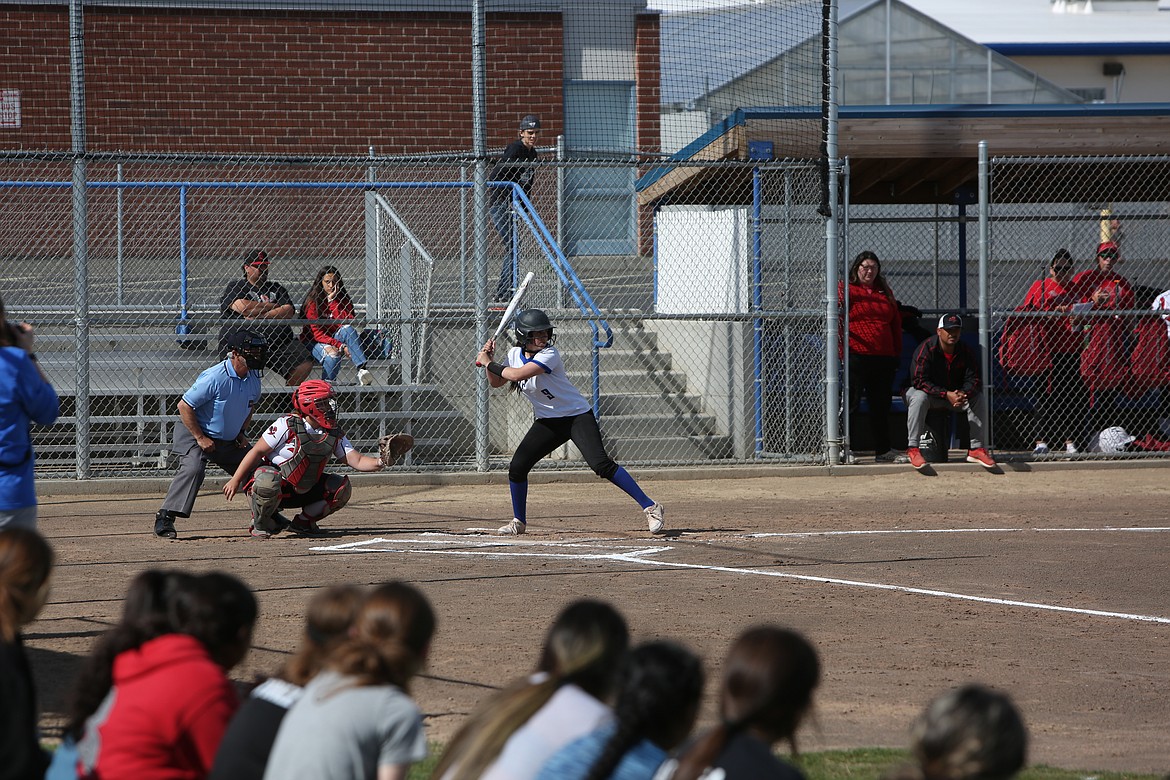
[{"left": 519, "top": 114, "right": 541, "bottom": 131}]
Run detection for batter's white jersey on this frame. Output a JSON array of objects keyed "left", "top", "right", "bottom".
[
  {"left": 506, "top": 345, "right": 591, "bottom": 419},
  {"left": 259, "top": 415, "right": 355, "bottom": 466}
]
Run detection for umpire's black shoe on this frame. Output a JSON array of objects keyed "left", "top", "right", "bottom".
[{"left": 154, "top": 510, "right": 178, "bottom": 539}]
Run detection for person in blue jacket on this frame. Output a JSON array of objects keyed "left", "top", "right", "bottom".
[{"left": 0, "top": 295, "right": 60, "bottom": 530}]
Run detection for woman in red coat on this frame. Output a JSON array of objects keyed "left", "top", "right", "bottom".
[
  {"left": 841, "top": 251, "right": 902, "bottom": 461},
  {"left": 1073, "top": 241, "right": 1135, "bottom": 437},
  {"left": 1015, "top": 249, "right": 1088, "bottom": 454}
]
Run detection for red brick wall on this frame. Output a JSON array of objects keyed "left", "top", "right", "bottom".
[
  {"left": 0, "top": 7, "right": 565, "bottom": 154},
  {"left": 635, "top": 12, "right": 661, "bottom": 256}
]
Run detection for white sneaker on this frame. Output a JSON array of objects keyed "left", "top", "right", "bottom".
[
  {"left": 1065, "top": 441, "right": 1079, "bottom": 454},
  {"left": 1033, "top": 441, "right": 1050, "bottom": 455},
  {"left": 644, "top": 502, "right": 665, "bottom": 534},
  {"left": 498, "top": 518, "right": 526, "bottom": 535},
  {"left": 357, "top": 368, "right": 374, "bottom": 386}
]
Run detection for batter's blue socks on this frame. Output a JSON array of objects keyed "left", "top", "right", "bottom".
[
  {"left": 609, "top": 467, "right": 654, "bottom": 510},
  {"left": 509, "top": 479, "right": 528, "bottom": 524}
]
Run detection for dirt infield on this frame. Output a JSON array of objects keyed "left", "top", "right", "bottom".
[{"left": 27, "top": 461, "right": 1170, "bottom": 774}]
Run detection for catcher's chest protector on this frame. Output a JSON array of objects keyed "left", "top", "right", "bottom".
[{"left": 279, "top": 416, "right": 340, "bottom": 494}]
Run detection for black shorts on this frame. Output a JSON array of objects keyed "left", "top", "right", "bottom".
[{"left": 267, "top": 338, "right": 311, "bottom": 380}]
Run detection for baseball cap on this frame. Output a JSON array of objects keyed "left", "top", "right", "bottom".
[
  {"left": 937, "top": 313, "right": 963, "bottom": 330},
  {"left": 243, "top": 249, "right": 270, "bottom": 267},
  {"left": 1096, "top": 241, "right": 1119, "bottom": 257},
  {"left": 519, "top": 114, "right": 541, "bottom": 131}
]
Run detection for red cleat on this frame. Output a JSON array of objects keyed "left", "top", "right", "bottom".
[
  {"left": 966, "top": 447, "right": 997, "bottom": 469},
  {"left": 906, "top": 447, "right": 927, "bottom": 470}
]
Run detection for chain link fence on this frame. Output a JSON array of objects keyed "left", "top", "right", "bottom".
[
  {"left": 2, "top": 152, "right": 832, "bottom": 478},
  {"left": 987, "top": 155, "right": 1170, "bottom": 461}
]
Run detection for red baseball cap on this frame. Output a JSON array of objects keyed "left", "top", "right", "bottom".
[
  {"left": 1096, "top": 241, "right": 1119, "bottom": 256},
  {"left": 243, "top": 249, "right": 270, "bottom": 267}
]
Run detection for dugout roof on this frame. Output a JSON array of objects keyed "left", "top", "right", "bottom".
[{"left": 637, "top": 103, "right": 1170, "bottom": 206}]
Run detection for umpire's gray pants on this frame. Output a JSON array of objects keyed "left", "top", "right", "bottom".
[
  {"left": 160, "top": 424, "right": 250, "bottom": 518},
  {"left": 905, "top": 387, "right": 986, "bottom": 450}
]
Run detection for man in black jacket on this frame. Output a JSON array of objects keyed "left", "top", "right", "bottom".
[
  {"left": 904, "top": 313, "right": 996, "bottom": 470},
  {"left": 489, "top": 114, "right": 541, "bottom": 301}
]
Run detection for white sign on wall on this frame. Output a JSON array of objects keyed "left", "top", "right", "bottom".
[
  {"left": 0, "top": 89, "right": 21, "bottom": 128},
  {"left": 656, "top": 205, "right": 749, "bottom": 314}
]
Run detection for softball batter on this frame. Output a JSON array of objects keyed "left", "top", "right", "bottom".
[{"left": 477, "top": 309, "right": 665, "bottom": 536}]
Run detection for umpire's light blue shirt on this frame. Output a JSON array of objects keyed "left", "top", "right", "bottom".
[{"left": 182, "top": 358, "right": 261, "bottom": 440}]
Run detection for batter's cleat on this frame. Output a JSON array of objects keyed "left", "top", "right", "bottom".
[
  {"left": 153, "top": 510, "right": 178, "bottom": 539},
  {"left": 357, "top": 368, "right": 374, "bottom": 386},
  {"left": 289, "top": 514, "right": 328, "bottom": 537},
  {"left": 498, "top": 518, "right": 526, "bottom": 535},
  {"left": 966, "top": 448, "right": 997, "bottom": 470},
  {"left": 644, "top": 502, "right": 665, "bottom": 534},
  {"left": 906, "top": 447, "right": 927, "bottom": 470},
  {"left": 248, "top": 524, "right": 273, "bottom": 540}
]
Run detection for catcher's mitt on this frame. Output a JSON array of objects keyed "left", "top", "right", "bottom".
[{"left": 378, "top": 433, "right": 415, "bottom": 467}]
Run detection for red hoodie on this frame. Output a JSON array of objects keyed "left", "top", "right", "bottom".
[{"left": 78, "top": 634, "right": 239, "bottom": 780}]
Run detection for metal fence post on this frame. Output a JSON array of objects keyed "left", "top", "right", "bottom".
[
  {"left": 70, "top": 0, "right": 90, "bottom": 479},
  {"left": 978, "top": 140, "right": 992, "bottom": 447}
]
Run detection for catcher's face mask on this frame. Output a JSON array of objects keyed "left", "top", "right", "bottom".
[
  {"left": 294, "top": 380, "right": 338, "bottom": 429},
  {"left": 307, "top": 396, "right": 338, "bottom": 429}
]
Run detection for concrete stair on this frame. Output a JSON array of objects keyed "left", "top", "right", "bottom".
[{"left": 557, "top": 312, "right": 733, "bottom": 463}]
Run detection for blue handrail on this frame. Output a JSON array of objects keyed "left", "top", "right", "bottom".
[{"left": 502, "top": 183, "right": 614, "bottom": 416}]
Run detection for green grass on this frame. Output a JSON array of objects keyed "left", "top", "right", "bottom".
[
  {"left": 792, "top": 748, "right": 1162, "bottom": 780},
  {"left": 407, "top": 746, "right": 1162, "bottom": 780}
]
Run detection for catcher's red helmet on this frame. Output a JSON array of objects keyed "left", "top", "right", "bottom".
[{"left": 293, "top": 380, "right": 338, "bottom": 429}]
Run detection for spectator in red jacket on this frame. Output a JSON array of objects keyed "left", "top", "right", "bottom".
[
  {"left": 840, "top": 251, "right": 903, "bottom": 462},
  {"left": 76, "top": 571, "right": 257, "bottom": 780},
  {"left": 300, "top": 266, "right": 374, "bottom": 386},
  {"left": 1072, "top": 241, "right": 1135, "bottom": 436},
  {"left": 1015, "top": 249, "right": 1087, "bottom": 455},
  {"left": 904, "top": 314, "right": 996, "bottom": 471}
]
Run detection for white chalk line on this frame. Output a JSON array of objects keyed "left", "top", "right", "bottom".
[
  {"left": 747, "top": 526, "right": 1170, "bottom": 538},
  {"left": 311, "top": 533, "right": 1170, "bottom": 625}
]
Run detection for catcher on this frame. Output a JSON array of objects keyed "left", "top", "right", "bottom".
[{"left": 222, "top": 379, "right": 414, "bottom": 538}]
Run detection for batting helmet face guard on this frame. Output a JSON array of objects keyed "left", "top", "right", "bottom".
[
  {"left": 514, "top": 308, "right": 555, "bottom": 349},
  {"left": 293, "top": 380, "right": 338, "bottom": 430},
  {"left": 226, "top": 330, "right": 268, "bottom": 374}
]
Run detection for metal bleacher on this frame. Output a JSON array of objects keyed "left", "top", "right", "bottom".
[{"left": 32, "top": 325, "right": 474, "bottom": 476}]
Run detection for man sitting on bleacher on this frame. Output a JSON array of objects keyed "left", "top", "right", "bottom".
[{"left": 904, "top": 313, "right": 997, "bottom": 471}]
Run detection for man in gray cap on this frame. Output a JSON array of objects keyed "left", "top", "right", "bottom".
[
  {"left": 904, "top": 313, "right": 997, "bottom": 471},
  {"left": 489, "top": 114, "right": 542, "bottom": 301}
]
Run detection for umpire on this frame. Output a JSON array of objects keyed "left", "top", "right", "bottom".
[{"left": 153, "top": 330, "right": 267, "bottom": 539}]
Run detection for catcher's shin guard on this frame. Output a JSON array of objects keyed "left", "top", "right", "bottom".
[
  {"left": 250, "top": 466, "right": 284, "bottom": 532},
  {"left": 314, "top": 473, "right": 351, "bottom": 520}
]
